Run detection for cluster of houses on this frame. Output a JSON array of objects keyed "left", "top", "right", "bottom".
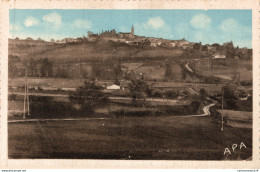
[{"left": 86, "top": 25, "right": 194, "bottom": 49}]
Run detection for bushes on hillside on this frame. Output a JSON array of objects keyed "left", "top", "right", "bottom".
[
  {"left": 164, "top": 90, "right": 179, "bottom": 99},
  {"left": 190, "top": 101, "right": 201, "bottom": 114}
]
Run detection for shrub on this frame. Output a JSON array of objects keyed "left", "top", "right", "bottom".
[
  {"left": 152, "top": 91, "right": 163, "bottom": 98},
  {"left": 240, "top": 81, "right": 252, "bottom": 86},
  {"left": 164, "top": 90, "right": 179, "bottom": 99},
  {"left": 29, "top": 96, "right": 53, "bottom": 103},
  {"left": 8, "top": 94, "right": 17, "bottom": 101},
  {"left": 226, "top": 99, "right": 238, "bottom": 110},
  {"left": 190, "top": 101, "right": 201, "bottom": 114},
  {"left": 30, "top": 102, "right": 84, "bottom": 118}
]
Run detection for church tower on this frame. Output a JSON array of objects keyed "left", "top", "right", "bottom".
[{"left": 131, "top": 25, "right": 134, "bottom": 36}]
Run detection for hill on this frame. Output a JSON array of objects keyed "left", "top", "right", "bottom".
[{"left": 9, "top": 39, "right": 184, "bottom": 62}]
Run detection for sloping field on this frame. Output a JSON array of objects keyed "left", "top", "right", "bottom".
[
  {"left": 195, "top": 59, "right": 252, "bottom": 82},
  {"left": 134, "top": 48, "right": 183, "bottom": 58},
  {"left": 9, "top": 39, "right": 184, "bottom": 62},
  {"left": 137, "top": 66, "right": 166, "bottom": 80}
]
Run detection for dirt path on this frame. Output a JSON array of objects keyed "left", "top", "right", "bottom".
[{"left": 185, "top": 62, "right": 193, "bottom": 73}]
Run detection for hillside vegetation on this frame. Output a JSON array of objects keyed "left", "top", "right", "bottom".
[{"left": 9, "top": 39, "right": 184, "bottom": 62}]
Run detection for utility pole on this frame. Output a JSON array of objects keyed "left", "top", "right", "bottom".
[
  {"left": 23, "top": 68, "right": 28, "bottom": 118},
  {"left": 73, "top": 58, "right": 75, "bottom": 79},
  {"left": 221, "top": 86, "right": 224, "bottom": 110},
  {"left": 27, "top": 71, "right": 30, "bottom": 117},
  {"left": 208, "top": 58, "right": 210, "bottom": 71},
  {"left": 23, "top": 67, "right": 30, "bottom": 118},
  {"left": 221, "top": 86, "right": 224, "bottom": 132}
]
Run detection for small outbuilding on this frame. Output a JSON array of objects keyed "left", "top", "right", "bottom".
[{"left": 106, "top": 84, "right": 120, "bottom": 90}]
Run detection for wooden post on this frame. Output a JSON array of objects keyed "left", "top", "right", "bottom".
[
  {"left": 23, "top": 68, "right": 27, "bottom": 118},
  {"left": 221, "top": 86, "right": 224, "bottom": 131},
  {"left": 221, "top": 115, "right": 224, "bottom": 131},
  {"left": 222, "top": 87, "right": 224, "bottom": 110},
  {"left": 27, "top": 74, "right": 30, "bottom": 116}
]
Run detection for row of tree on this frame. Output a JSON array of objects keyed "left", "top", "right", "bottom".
[{"left": 9, "top": 54, "right": 124, "bottom": 79}]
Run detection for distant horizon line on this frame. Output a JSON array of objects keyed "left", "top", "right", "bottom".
[{"left": 9, "top": 36, "right": 252, "bottom": 49}]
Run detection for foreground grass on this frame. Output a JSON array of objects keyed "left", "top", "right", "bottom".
[{"left": 8, "top": 116, "right": 252, "bottom": 160}]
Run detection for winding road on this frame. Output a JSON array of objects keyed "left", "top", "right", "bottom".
[{"left": 184, "top": 61, "right": 218, "bottom": 117}]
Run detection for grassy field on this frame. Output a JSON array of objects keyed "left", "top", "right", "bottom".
[
  {"left": 195, "top": 59, "right": 252, "bottom": 82},
  {"left": 8, "top": 115, "right": 252, "bottom": 160},
  {"left": 134, "top": 48, "right": 183, "bottom": 58},
  {"left": 9, "top": 40, "right": 65, "bottom": 60},
  {"left": 9, "top": 77, "right": 86, "bottom": 88},
  {"left": 219, "top": 110, "right": 252, "bottom": 129}
]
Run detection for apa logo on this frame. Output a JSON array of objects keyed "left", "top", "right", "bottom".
[{"left": 223, "top": 142, "right": 247, "bottom": 155}]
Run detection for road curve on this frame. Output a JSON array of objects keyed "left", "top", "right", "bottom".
[{"left": 185, "top": 62, "right": 193, "bottom": 73}]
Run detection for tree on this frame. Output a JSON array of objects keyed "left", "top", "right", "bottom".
[
  {"left": 26, "top": 37, "right": 33, "bottom": 41},
  {"left": 225, "top": 41, "right": 235, "bottom": 58},
  {"left": 165, "top": 60, "right": 174, "bottom": 81},
  {"left": 114, "top": 61, "right": 122, "bottom": 79},
  {"left": 114, "top": 78, "right": 120, "bottom": 86},
  {"left": 223, "top": 85, "right": 235, "bottom": 99},
  {"left": 40, "top": 58, "right": 53, "bottom": 77},
  {"left": 222, "top": 84, "right": 237, "bottom": 110},
  {"left": 193, "top": 43, "right": 201, "bottom": 50},
  {"left": 142, "top": 39, "right": 151, "bottom": 46},
  {"left": 28, "top": 57, "right": 37, "bottom": 76},
  {"left": 182, "top": 69, "right": 186, "bottom": 80},
  {"left": 93, "top": 64, "right": 102, "bottom": 79},
  {"left": 199, "top": 88, "right": 208, "bottom": 101},
  {"left": 87, "top": 31, "right": 94, "bottom": 37},
  {"left": 212, "top": 43, "right": 221, "bottom": 51},
  {"left": 165, "top": 90, "right": 179, "bottom": 99},
  {"left": 8, "top": 55, "right": 20, "bottom": 77},
  {"left": 69, "top": 81, "right": 109, "bottom": 114},
  {"left": 201, "top": 45, "right": 208, "bottom": 51},
  {"left": 190, "top": 101, "right": 201, "bottom": 114},
  {"left": 128, "top": 79, "right": 149, "bottom": 106}
]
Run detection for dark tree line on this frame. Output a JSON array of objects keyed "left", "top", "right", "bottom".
[{"left": 8, "top": 55, "right": 21, "bottom": 77}]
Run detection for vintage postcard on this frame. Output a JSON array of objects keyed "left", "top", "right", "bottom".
[{"left": 0, "top": 0, "right": 259, "bottom": 169}]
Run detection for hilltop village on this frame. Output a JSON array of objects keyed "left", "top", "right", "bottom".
[{"left": 85, "top": 25, "right": 192, "bottom": 49}]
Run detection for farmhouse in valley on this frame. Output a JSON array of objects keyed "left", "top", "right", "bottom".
[{"left": 106, "top": 84, "right": 121, "bottom": 90}]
